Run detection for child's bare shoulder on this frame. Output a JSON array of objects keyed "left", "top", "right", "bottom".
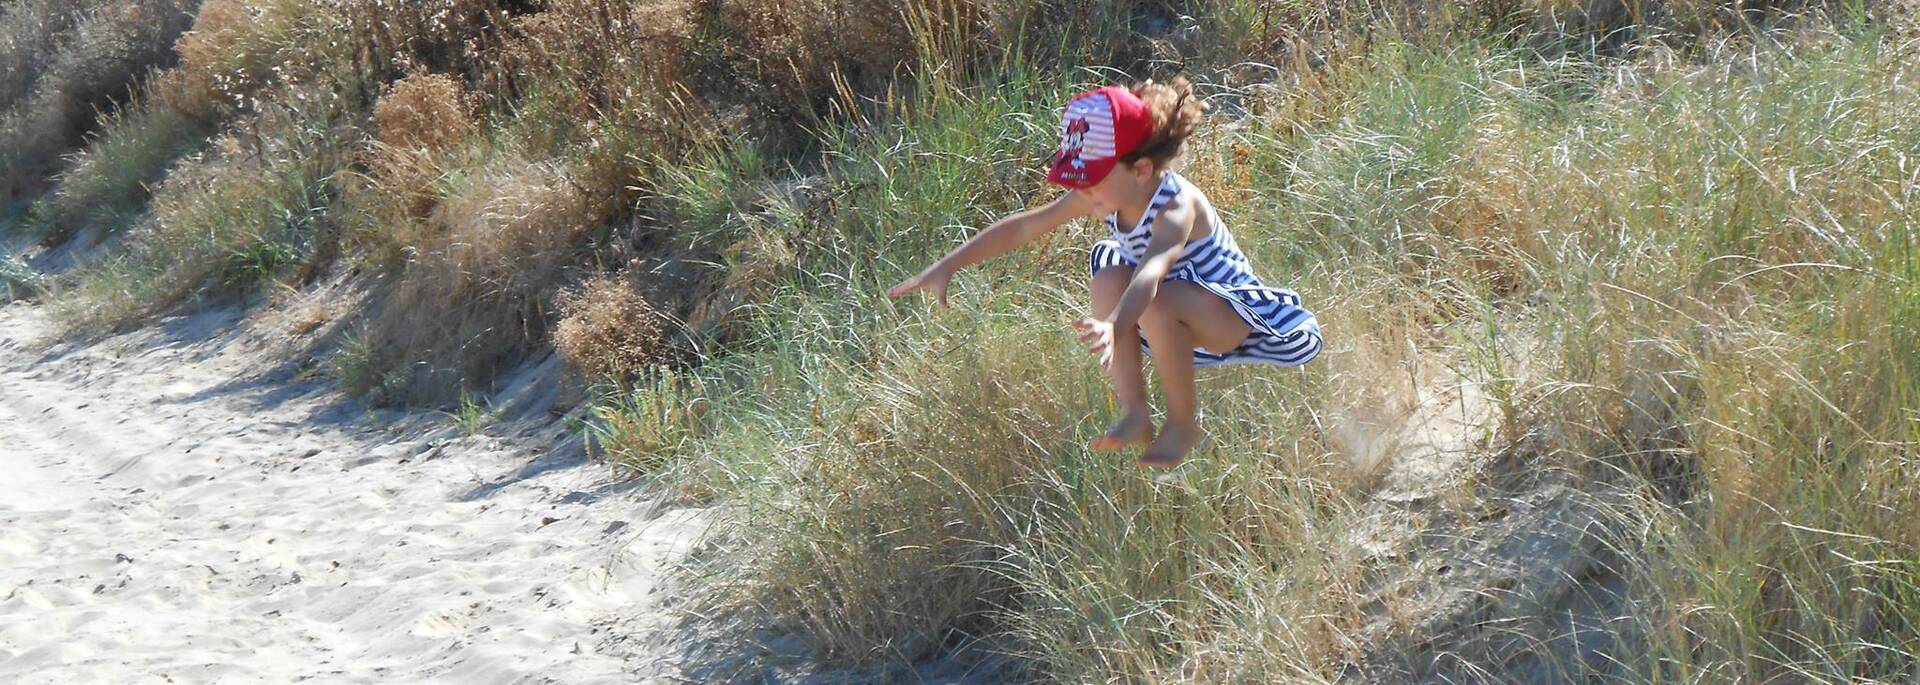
[
  {"left": 1182, "top": 178, "right": 1219, "bottom": 211},
  {"left": 1165, "top": 179, "right": 1218, "bottom": 236}
]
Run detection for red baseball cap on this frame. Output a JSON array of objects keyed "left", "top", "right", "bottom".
[{"left": 1046, "top": 86, "right": 1153, "bottom": 189}]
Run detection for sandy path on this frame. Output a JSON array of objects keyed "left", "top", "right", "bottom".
[{"left": 0, "top": 303, "right": 709, "bottom": 684}]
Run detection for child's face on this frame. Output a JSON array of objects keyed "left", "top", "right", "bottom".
[{"left": 1075, "top": 159, "right": 1157, "bottom": 212}]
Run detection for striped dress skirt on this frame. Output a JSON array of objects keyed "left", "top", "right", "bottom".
[{"left": 1089, "top": 172, "right": 1322, "bottom": 368}]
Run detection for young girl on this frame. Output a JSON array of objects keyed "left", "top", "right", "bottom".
[{"left": 888, "top": 78, "right": 1321, "bottom": 468}]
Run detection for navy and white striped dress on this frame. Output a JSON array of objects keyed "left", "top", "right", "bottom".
[{"left": 1089, "top": 172, "right": 1322, "bottom": 367}]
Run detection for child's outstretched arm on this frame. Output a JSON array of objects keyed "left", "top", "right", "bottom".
[
  {"left": 888, "top": 193, "right": 1093, "bottom": 308},
  {"left": 1073, "top": 200, "right": 1195, "bottom": 367}
]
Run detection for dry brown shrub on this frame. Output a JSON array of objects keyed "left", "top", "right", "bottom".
[
  {"left": 170, "top": 0, "right": 303, "bottom": 117},
  {"left": 553, "top": 274, "right": 677, "bottom": 380},
  {"left": 359, "top": 153, "right": 601, "bottom": 404},
  {"left": 172, "top": 0, "right": 245, "bottom": 70},
  {"left": 691, "top": 0, "right": 964, "bottom": 131},
  {"left": 372, "top": 72, "right": 475, "bottom": 152},
  {"left": 490, "top": 0, "right": 709, "bottom": 206},
  {"left": 491, "top": 0, "right": 694, "bottom": 126},
  {"left": 357, "top": 71, "right": 476, "bottom": 222}
]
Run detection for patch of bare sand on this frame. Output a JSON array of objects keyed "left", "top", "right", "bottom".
[
  {"left": 0, "top": 301, "right": 710, "bottom": 683},
  {"left": 1331, "top": 340, "right": 1642, "bottom": 682}
]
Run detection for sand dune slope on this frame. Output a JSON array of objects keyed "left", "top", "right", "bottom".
[{"left": 0, "top": 303, "right": 709, "bottom": 684}]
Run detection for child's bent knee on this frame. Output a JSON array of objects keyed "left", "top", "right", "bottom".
[
  {"left": 1090, "top": 265, "right": 1134, "bottom": 300},
  {"left": 1138, "top": 299, "right": 1181, "bottom": 338},
  {"left": 1091, "top": 264, "right": 1134, "bottom": 283}
]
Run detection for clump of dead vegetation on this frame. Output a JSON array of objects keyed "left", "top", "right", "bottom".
[{"left": 553, "top": 273, "right": 680, "bottom": 381}]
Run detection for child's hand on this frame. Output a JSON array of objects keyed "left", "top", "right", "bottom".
[
  {"left": 887, "top": 267, "right": 953, "bottom": 309},
  {"left": 1072, "top": 317, "right": 1116, "bottom": 370}
]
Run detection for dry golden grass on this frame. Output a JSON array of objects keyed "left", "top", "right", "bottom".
[
  {"left": 684, "top": 228, "right": 795, "bottom": 346},
  {"left": 352, "top": 152, "right": 598, "bottom": 404},
  {"left": 48, "top": 86, "right": 217, "bottom": 236},
  {"left": 486, "top": 0, "right": 711, "bottom": 210},
  {"left": 1427, "top": 110, "right": 1548, "bottom": 296},
  {"left": 50, "top": 91, "right": 350, "bottom": 333},
  {"left": 171, "top": 0, "right": 343, "bottom": 114}
]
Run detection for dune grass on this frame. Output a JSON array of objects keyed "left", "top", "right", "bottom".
[
  {"left": 594, "top": 22, "right": 1920, "bottom": 682},
  {"left": 4, "top": 0, "right": 1918, "bottom": 681},
  {"left": 50, "top": 93, "right": 350, "bottom": 332},
  {"left": 0, "top": 0, "right": 199, "bottom": 207}
]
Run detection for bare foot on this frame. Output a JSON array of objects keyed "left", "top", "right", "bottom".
[
  {"left": 1137, "top": 422, "right": 1202, "bottom": 469},
  {"left": 1090, "top": 409, "right": 1154, "bottom": 452}
]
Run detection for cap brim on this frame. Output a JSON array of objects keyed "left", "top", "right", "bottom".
[{"left": 1045, "top": 151, "right": 1117, "bottom": 189}]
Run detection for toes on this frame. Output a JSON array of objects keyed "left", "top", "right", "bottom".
[
  {"left": 1136, "top": 452, "right": 1182, "bottom": 469},
  {"left": 1090, "top": 424, "right": 1152, "bottom": 452},
  {"left": 1136, "top": 428, "right": 1200, "bottom": 468}
]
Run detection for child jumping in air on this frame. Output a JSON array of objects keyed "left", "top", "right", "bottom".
[{"left": 888, "top": 78, "right": 1322, "bottom": 469}]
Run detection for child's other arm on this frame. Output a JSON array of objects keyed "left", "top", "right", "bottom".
[
  {"left": 1105, "top": 200, "right": 1195, "bottom": 332},
  {"left": 1072, "top": 201, "right": 1193, "bottom": 367},
  {"left": 888, "top": 193, "right": 1093, "bottom": 306}
]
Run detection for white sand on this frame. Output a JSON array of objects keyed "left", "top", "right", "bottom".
[{"left": 0, "top": 302, "right": 710, "bottom": 684}]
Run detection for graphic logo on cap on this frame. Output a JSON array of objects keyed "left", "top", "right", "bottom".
[
  {"left": 1063, "top": 118, "right": 1090, "bottom": 171},
  {"left": 1048, "top": 91, "right": 1123, "bottom": 188}
]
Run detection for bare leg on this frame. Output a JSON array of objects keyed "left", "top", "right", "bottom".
[
  {"left": 1138, "top": 310, "right": 1202, "bottom": 468},
  {"left": 1136, "top": 282, "right": 1253, "bottom": 468},
  {"left": 1090, "top": 266, "right": 1153, "bottom": 451}
]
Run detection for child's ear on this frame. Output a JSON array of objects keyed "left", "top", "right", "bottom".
[{"left": 1132, "top": 158, "right": 1155, "bottom": 179}]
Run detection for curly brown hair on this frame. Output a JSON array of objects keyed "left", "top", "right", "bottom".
[{"left": 1120, "top": 76, "right": 1206, "bottom": 169}]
